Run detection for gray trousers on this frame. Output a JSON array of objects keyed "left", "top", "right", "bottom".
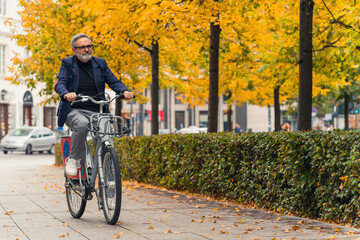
[{"left": 65, "top": 109, "right": 97, "bottom": 161}]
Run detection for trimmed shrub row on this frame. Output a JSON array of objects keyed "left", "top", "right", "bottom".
[{"left": 115, "top": 130, "right": 360, "bottom": 225}]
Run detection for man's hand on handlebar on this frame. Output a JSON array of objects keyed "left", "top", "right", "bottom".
[
  {"left": 123, "top": 91, "right": 134, "bottom": 100},
  {"left": 64, "top": 92, "right": 77, "bottom": 102}
]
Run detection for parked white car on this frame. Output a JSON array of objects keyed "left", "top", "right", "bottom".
[
  {"left": 0, "top": 127, "right": 57, "bottom": 154},
  {"left": 177, "top": 126, "right": 207, "bottom": 134}
]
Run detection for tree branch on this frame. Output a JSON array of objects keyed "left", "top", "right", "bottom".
[
  {"left": 321, "top": 0, "right": 360, "bottom": 33},
  {"left": 312, "top": 36, "right": 344, "bottom": 52},
  {"left": 133, "top": 40, "right": 152, "bottom": 53}
]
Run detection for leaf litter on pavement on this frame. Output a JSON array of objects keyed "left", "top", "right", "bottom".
[{"left": 32, "top": 165, "right": 360, "bottom": 239}]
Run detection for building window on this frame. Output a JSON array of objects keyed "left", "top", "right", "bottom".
[
  {"left": 175, "top": 92, "right": 183, "bottom": 104},
  {"left": 175, "top": 111, "right": 184, "bottom": 130},
  {"left": 0, "top": 0, "right": 6, "bottom": 15},
  {"left": 223, "top": 110, "right": 228, "bottom": 131},
  {"left": 0, "top": 45, "right": 5, "bottom": 75},
  {"left": 199, "top": 111, "right": 208, "bottom": 128},
  {"left": 44, "top": 107, "right": 56, "bottom": 129},
  {"left": 0, "top": 104, "right": 8, "bottom": 139},
  {"left": 23, "top": 91, "right": 33, "bottom": 126}
]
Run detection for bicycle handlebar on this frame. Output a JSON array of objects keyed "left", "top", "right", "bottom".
[{"left": 75, "top": 93, "right": 135, "bottom": 105}]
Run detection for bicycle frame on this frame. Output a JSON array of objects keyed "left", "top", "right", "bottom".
[
  {"left": 70, "top": 94, "right": 126, "bottom": 204},
  {"left": 88, "top": 113, "right": 124, "bottom": 189}
]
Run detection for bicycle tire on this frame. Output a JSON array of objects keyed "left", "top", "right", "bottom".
[
  {"left": 99, "top": 147, "right": 122, "bottom": 225},
  {"left": 65, "top": 178, "right": 88, "bottom": 218}
]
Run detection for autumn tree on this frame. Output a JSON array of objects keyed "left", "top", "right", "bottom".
[{"left": 6, "top": 0, "right": 92, "bottom": 103}]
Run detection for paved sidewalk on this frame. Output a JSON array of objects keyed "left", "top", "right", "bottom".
[{"left": 1, "top": 154, "right": 360, "bottom": 240}]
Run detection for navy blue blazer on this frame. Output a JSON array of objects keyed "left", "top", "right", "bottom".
[{"left": 55, "top": 55, "right": 129, "bottom": 127}]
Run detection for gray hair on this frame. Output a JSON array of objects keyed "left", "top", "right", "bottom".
[{"left": 71, "top": 34, "right": 92, "bottom": 48}]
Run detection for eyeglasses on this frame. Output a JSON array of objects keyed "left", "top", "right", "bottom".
[{"left": 74, "top": 45, "right": 93, "bottom": 51}]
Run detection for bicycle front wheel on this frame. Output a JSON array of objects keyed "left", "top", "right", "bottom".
[
  {"left": 65, "top": 179, "right": 88, "bottom": 218},
  {"left": 99, "top": 147, "right": 122, "bottom": 225}
]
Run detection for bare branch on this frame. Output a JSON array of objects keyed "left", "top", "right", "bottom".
[
  {"left": 321, "top": 0, "right": 360, "bottom": 33},
  {"left": 312, "top": 36, "right": 345, "bottom": 52}
]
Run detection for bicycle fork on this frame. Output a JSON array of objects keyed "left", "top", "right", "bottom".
[{"left": 90, "top": 142, "right": 108, "bottom": 210}]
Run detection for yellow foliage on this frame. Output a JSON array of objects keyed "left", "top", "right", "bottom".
[{"left": 7, "top": 0, "right": 360, "bottom": 108}]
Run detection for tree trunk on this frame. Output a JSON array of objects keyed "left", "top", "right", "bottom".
[
  {"left": 208, "top": 8, "right": 220, "bottom": 133},
  {"left": 151, "top": 41, "right": 159, "bottom": 135},
  {"left": 344, "top": 92, "right": 349, "bottom": 130},
  {"left": 274, "top": 86, "right": 281, "bottom": 131},
  {"left": 297, "top": 0, "right": 314, "bottom": 131}
]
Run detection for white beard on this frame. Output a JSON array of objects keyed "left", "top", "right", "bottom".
[{"left": 77, "top": 53, "right": 92, "bottom": 63}]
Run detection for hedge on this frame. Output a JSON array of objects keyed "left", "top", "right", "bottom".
[
  {"left": 55, "top": 130, "right": 360, "bottom": 225},
  {"left": 115, "top": 130, "right": 360, "bottom": 225}
]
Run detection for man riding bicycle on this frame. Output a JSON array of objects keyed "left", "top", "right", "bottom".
[{"left": 55, "top": 33, "right": 133, "bottom": 177}]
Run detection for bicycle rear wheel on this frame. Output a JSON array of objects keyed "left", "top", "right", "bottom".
[
  {"left": 65, "top": 178, "right": 88, "bottom": 218},
  {"left": 99, "top": 147, "right": 122, "bottom": 225}
]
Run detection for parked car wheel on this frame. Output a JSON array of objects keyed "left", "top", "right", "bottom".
[
  {"left": 3, "top": 151, "right": 8, "bottom": 154},
  {"left": 48, "top": 144, "right": 55, "bottom": 154},
  {"left": 25, "top": 145, "right": 32, "bottom": 155}
]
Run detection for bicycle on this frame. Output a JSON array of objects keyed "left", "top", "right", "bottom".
[{"left": 60, "top": 93, "right": 133, "bottom": 225}]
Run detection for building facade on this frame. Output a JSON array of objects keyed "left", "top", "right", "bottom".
[{"left": 0, "top": 0, "right": 58, "bottom": 140}]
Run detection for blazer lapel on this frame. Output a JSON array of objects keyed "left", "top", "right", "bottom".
[{"left": 72, "top": 56, "right": 79, "bottom": 92}]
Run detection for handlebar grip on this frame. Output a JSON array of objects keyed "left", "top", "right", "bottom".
[{"left": 117, "top": 93, "right": 136, "bottom": 99}]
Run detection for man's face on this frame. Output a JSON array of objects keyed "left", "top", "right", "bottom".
[{"left": 72, "top": 37, "right": 93, "bottom": 63}]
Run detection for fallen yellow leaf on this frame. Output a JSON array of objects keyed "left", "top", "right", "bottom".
[{"left": 113, "top": 232, "right": 123, "bottom": 238}]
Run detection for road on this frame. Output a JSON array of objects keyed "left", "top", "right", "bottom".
[{"left": 1, "top": 152, "right": 360, "bottom": 240}]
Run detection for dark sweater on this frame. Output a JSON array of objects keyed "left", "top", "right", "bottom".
[{"left": 71, "top": 58, "right": 100, "bottom": 112}]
